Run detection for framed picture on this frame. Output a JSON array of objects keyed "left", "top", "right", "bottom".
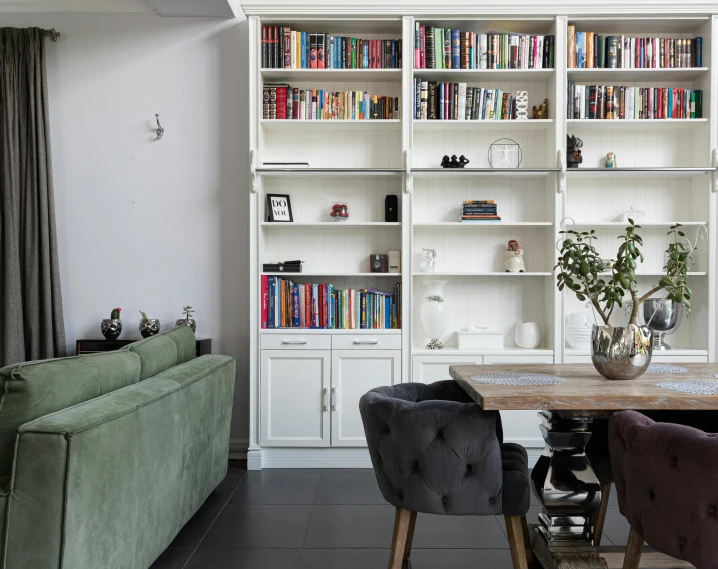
[{"left": 266, "top": 194, "right": 293, "bottom": 222}]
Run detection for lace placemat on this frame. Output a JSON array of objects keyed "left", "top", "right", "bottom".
[
  {"left": 470, "top": 373, "right": 566, "bottom": 386},
  {"left": 645, "top": 364, "right": 687, "bottom": 375},
  {"left": 656, "top": 380, "right": 718, "bottom": 396}
]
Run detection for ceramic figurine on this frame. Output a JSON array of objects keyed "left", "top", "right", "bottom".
[
  {"left": 329, "top": 203, "right": 349, "bottom": 221},
  {"left": 458, "top": 155, "right": 470, "bottom": 168},
  {"left": 566, "top": 134, "right": 583, "bottom": 168},
  {"left": 605, "top": 152, "right": 617, "bottom": 168},
  {"left": 440, "top": 155, "right": 451, "bottom": 168},
  {"left": 515, "top": 91, "right": 529, "bottom": 120},
  {"left": 449, "top": 155, "right": 460, "bottom": 168},
  {"left": 532, "top": 98, "right": 549, "bottom": 119},
  {"left": 504, "top": 240, "right": 526, "bottom": 273}
]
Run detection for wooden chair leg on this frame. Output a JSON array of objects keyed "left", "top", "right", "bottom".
[
  {"left": 592, "top": 482, "right": 612, "bottom": 546},
  {"left": 403, "top": 510, "right": 417, "bottom": 560},
  {"left": 622, "top": 526, "right": 644, "bottom": 569},
  {"left": 505, "top": 515, "right": 530, "bottom": 569},
  {"left": 388, "top": 507, "right": 414, "bottom": 569},
  {"left": 519, "top": 514, "right": 535, "bottom": 565}
]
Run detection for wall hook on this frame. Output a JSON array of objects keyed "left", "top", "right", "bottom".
[{"left": 155, "top": 114, "right": 164, "bottom": 140}]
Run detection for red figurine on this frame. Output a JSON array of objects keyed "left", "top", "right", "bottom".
[{"left": 330, "top": 203, "right": 349, "bottom": 221}]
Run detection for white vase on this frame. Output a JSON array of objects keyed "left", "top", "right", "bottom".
[
  {"left": 515, "top": 321, "right": 540, "bottom": 349},
  {"left": 420, "top": 280, "right": 448, "bottom": 349}
]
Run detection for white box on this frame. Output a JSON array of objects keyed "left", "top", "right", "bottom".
[
  {"left": 456, "top": 330, "right": 504, "bottom": 349},
  {"left": 388, "top": 250, "right": 400, "bottom": 273}
]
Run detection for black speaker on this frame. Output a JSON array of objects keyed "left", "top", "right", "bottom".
[{"left": 385, "top": 195, "right": 398, "bottom": 222}]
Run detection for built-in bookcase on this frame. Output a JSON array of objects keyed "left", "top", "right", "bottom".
[{"left": 247, "top": 10, "right": 718, "bottom": 469}]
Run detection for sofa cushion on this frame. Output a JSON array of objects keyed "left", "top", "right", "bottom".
[
  {"left": 0, "top": 350, "right": 141, "bottom": 478},
  {"left": 126, "top": 325, "right": 196, "bottom": 381}
]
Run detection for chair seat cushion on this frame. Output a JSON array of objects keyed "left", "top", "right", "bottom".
[{"left": 501, "top": 443, "right": 530, "bottom": 516}]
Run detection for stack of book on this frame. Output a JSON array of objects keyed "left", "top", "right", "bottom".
[
  {"left": 567, "top": 83, "right": 702, "bottom": 119},
  {"left": 567, "top": 29, "right": 702, "bottom": 69},
  {"left": 414, "top": 24, "right": 554, "bottom": 70},
  {"left": 263, "top": 85, "right": 400, "bottom": 120},
  {"left": 261, "top": 26, "right": 402, "bottom": 69},
  {"left": 261, "top": 277, "right": 402, "bottom": 329},
  {"left": 460, "top": 200, "right": 500, "bottom": 222},
  {"left": 415, "top": 81, "right": 517, "bottom": 120}
]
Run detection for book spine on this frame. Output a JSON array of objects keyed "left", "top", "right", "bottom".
[
  {"left": 414, "top": 22, "right": 420, "bottom": 68},
  {"left": 457, "top": 83, "right": 467, "bottom": 120},
  {"left": 451, "top": 29, "right": 460, "bottom": 69},
  {"left": 261, "top": 275, "right": 268, "bottom": 328},
  {"left": 425, "top": 26, "right": 435, "bottom": 69},
  {"left": 317, "top": 32, "right": 325, "bottom": 69},
  {"left": 695, "top": 37, "right": 702, "bottom": 67},
  {"left": 284, "top": 27, "right": 291, "bottom": 68},
  {"left": 419, "top": 25, "right": 425, "bottom": 68},
  {"left": 606, "top": 36, "right": 619, "bottom": 68},
  {"left": 261, "top": 25, "right": 268, "bottom": 68},
  {"left": 292, "top": 285, "right": 300, "bottom": 327}
]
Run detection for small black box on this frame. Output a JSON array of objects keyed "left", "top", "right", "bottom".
[
  {"left": 369, "top": 254, "right": 387, "bottom": 273},
  {"left": 385, "top": 195, "right": 398, "bottom": 222}
]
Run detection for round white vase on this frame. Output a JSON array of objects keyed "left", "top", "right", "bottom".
[
  {"left": 420, "top": 280, "right": 448, "bottom": 349},
  {"left": 515, "top": 321, "right": 540, "bottom": 349}
]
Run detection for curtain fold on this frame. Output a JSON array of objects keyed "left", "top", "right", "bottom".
[{"left": 1, "top": 27, "right": 66, "bottom": 366}]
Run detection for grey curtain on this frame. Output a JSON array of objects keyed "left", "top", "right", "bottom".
[{"left": 0, "top": 28, "right": 65, "bottom": 366}]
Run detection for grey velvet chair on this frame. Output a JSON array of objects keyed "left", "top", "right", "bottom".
[
  {"left": 609, "top": 410, "right": 718, "bottom": 569},
  {"left": 359, "top": 380, "right": 532, "bottom": 569}
]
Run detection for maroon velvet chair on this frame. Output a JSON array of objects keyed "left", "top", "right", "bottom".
[{"left": 609, "top": 410, "right": 718, "bottom": 569}]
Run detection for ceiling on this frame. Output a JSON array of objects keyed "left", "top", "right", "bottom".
[{"left": 0, "top": 0, "right": 244, "bottom": 17}]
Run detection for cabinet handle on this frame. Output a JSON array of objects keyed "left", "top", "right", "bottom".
[
  {"left": 353, "top": 340, "right": 379, "bottom": 345},
  {"left": 331, "top": 387, "right": 337, "bottom": 411},
  {"left": 322, "top": 387, "right": 328, "bottom": 412},
  {"left": 282, "top": 340, "right": 308, "bottom": 345}
]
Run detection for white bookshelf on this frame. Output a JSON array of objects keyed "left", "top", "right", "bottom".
[{"left": 247, "top": 8, "right": 718, "bottom": 469}]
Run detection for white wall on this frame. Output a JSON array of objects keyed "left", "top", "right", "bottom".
[{"left": 0, "top": 12, "right": 251, "bottom": 445}]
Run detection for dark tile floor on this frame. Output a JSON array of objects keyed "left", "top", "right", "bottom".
[{"left": 150, "top": 461, "right": 632, "bottom": 569}]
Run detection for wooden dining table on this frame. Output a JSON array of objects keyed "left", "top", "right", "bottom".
[{"left": 450, "top": 363, "right": 718, "bottom": 569}]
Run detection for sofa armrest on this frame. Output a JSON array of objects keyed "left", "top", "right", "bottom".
[{"left": 5, "top": 355, "right": 235, "bottom": 569}]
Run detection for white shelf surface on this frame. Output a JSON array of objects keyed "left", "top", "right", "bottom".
[
  {"left": 566, "top": 167, "right": 716, "bottom": 179},
  {"left": 262, "top": 328, "right": 401, "bottom": 335},
  {"left": 257, "top": 167, "right": 403, "bottom": 177},
  {"left": 567, "top": 67, "right": 709, "bottom": 82},
  {"left": 414, "top": 221, "right": 553, "bottom": 227},
  {"left": 412, "top": 272, "right": 553, "bottom": 277},
  {"left": 412, "top": 68, "right": 555, "bottom": 82},
  {"left": 414, "top": 119, "right": 554, "bottom": 131},
  {"left": 261, "top": 119, "right": 401, "bottom": 131},
  {"left": 567, "top": 119, "right": 708, "bottom": 131},
  {"left": 262, "top": 272, "right": 401, "bottom": 277},
  {"left": 597, "top": 271, "right": 708, "bottom": 277},
  {"left": 261, "top": 68, "right": 402, "bottom": 82},
  {"left": 261, "top": 222, "right": 401, "bottom": 228},
  {"left": 569, "top": 221, "right": 707, "bottom": 227},
  {"left": 412, "top": 168, "right": 558, "bottom": 177},
  {"left": 412, "top": 347, "right": 554, "bottom": 356},
  {"left": 565, "top": 348, "right": 708, "bottom": 357}
]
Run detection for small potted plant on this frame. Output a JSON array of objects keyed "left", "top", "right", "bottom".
[
  {"left": 176, "top": 305, "right": 196, "bottom": 332},
  {"left": 101, "top": 307, "right": 123, "bottom": 340},
  {"left": 139, "top": 311, "right": 161, "bottom": 338},
  {"left": 556, "top": 221, "right": 694, "bottom": 380}
]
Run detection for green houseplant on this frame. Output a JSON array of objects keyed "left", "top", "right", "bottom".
[
  {"left": 556, "top": 221, "right": 695, "bottom": 379},
  {"left": 176, "top": 305, "right": 196, "bottom": 332},
  {"left": 101, "top": 307, "right": 123, "bottom": 340}
]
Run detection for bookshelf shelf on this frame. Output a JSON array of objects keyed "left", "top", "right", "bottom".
[
  {"left": 414, "top": 119, "right": 554, "bottom": 131},
  {"left": 262, "top": 328, "right": 402, "bottom": 335},
  {"left": 261, "top": 68, "right": 402, "bottom": 82},
  {"left": 412, "top": 347, "right": 554, "bottom": 356},
  {"left": 260, "top": 119, "right": 401, "bottom": 131},
  {"left": 257, "top": 167, "right": 403, "bottom": 177},
  {"left": 412, "top": 272, "right": 553, "bottom": 277},
  {"left": 262, "top": 272, "right": 401, "bottom": 277},
  {"left": 414, "top": 221, "right": 553, "bottom": 227},
  {"left": 261, "top": 222, "right": 402, "bottom": 228},
  {"left": 567, "top": 67, "right": 709, "bottom": 82},
  {"left": 412, "top": 68, "right": 555, "bottom": 82},
  {"left": 412, "top": 168, "right": 558, "bottom": 177},
  {"left": 569, "top": 221, "right": 707, "bottom": 227},
  {"left": 566, "top": 167, "right": 716, "bottom": 179},
  {"left": 567, "top": 118, "right": 708, "bottom": 130}
]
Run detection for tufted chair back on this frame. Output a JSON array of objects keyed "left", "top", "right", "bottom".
[
  {"left": 359, "top": 380, "right": 529, "bottom": 517},
  {"left": 609, "top": 410, "right": 718, "bottom": 569}
]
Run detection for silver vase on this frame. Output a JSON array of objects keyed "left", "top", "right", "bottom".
[
  {"left": 642, "top": 299, "right": 682, "bottom": 350},
  {"left": 175, "top": 318, "right": 196, "bottom": 332},
  {"left": 139, "top": 319, "right": 161, "bottom": 338},
  {"left": 101, "top": 319, "right": 123, "bottom": 340},
  {"left": 590, "top": 324, "right": 652, "bottom": 380}
]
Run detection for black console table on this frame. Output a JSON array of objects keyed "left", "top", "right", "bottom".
[{"left": 76, "top": 338, "right": 211, "bottom": 357}]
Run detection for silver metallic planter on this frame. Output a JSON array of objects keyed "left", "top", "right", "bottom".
[
  {"left": 139, "top": 319, "right": 160, "bottom": 338},
  {"left": 101, "top": 318, "right": 123, "bottom": 340},
  {"left": 175, "top": 318, "right": 196, "bottom": 332},
  {"left": 642, "top": 298, "right": 682, "bottom": 350},
  {"left": 590, "top": 324, "right": 652, "bottom": 380}
]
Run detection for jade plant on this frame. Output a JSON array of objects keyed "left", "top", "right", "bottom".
[
  {"left": 555, "top": 221, "right": 694, "bottom": 327},
  {"left": 110, "top": 307, "right": 122, "bottom": 320}
]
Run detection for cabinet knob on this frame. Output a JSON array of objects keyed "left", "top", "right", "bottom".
[{"left": 282, "top": 340, "right": 308, "bottom": 345}]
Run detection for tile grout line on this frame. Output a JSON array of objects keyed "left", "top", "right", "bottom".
[
  {"left": 296, "top": 472, "right": 324, "bottom": 569},
  {"left": 179, "top": 470, "right": 248, "bottom": 569}
]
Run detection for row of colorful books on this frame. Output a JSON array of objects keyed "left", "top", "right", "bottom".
[
  {"left": 263, "top": 85, "right": 400, "bottom": 120},
  {"left": 567, "top": 83, "right": 703, "bottom": 120},
  {"left": 414, "top": 25, "right": 555, "bottom": 71},
  {"left": 460, "top": 200, "right": 501, "bottom": 222},
  {"left": 415, "top": 80, "right": 520, "bottom": 121},
  {"left": 568, "top": 29, "right": 702, "bottom": 69},
  {"left": 261, "top": 26, "right": 402, "bottom": 69},
  {"left": 261, "top": 276, "right": 402, "bottom": 329}
]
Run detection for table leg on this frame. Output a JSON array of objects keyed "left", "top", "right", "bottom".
[{"left": 531, "top": 411, "right": 602, "bottom": 544}]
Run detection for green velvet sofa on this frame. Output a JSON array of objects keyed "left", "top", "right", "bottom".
[{"left": 0, "top": 325, "right": 236, "bottom": 569}]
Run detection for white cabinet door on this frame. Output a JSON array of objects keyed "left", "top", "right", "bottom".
[
  {"left": 412, "top": 355, "right": 483, "bottom": 384},
  {"left": 331, "top": 350, "right": 401, "bottom": 447},
  {"left": 261, "top": 350, "right": 330, "bottom": 448},
  {"left": 482, "top": 355, "right": 552, "bottom": 450}
]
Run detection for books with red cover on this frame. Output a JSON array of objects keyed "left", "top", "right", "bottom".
[{"left": 261, "top": 275, "right": 268, "bottom": 328}]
